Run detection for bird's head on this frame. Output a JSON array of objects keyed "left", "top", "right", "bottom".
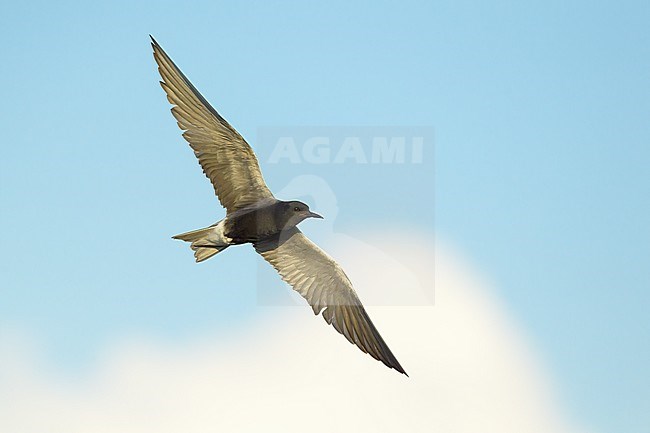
[{"left": 283, "top": 200, "right": 323, "bottom": 227}]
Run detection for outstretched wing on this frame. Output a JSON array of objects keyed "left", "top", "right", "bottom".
[
  {"left": 151, "top": 36, "right": 273, "bottom": 212},
  {"left": 255, "top": 228, "right": 407, "bottom": 375}
]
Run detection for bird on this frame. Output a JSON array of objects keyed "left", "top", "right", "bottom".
[{"left": 151, "top": 36, "right": 407, "bottom": 376}]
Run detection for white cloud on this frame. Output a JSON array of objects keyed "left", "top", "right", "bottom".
[{"left": 0, "top": 236, "right": 588, "bottom": 433}]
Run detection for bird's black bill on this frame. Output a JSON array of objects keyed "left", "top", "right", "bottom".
[{"left": 307, "top": 211, "right": 324, "bottom": 219}]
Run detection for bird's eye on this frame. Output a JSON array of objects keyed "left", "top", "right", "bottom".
[{"left": 293, "top": 206, "right": 301, "bottom": 212}]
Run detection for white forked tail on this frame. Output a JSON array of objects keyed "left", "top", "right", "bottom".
[{"left": 172, "top": 220, "right": 231, "bottom": 263}]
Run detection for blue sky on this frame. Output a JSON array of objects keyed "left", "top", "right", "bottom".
[{"left": 1, "top": 1, "right": 648, "bottom": 432}]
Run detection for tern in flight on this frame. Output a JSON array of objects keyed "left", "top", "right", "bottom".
[{"left": 151, "top": 36, "right": 407, "bottom": 375}]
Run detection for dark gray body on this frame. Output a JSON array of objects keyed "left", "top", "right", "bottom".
[
  {"left": 225, "top": 199, "right": 319, "bottom": 244},
  {"left": 172, "top": 199, "right": 320, "bottom": 262},
  {"left": 225, "top": 199, "right": 292, "bottom": 244}
]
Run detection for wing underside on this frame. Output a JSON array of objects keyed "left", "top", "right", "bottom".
[{"left": 255, "top": 228, "right": 407, "bottom": 375}]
